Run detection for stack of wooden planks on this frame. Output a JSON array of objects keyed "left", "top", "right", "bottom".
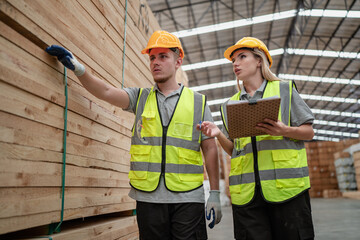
[
  {"left": 306, "top": 139, "right": 359, "bottom": 198},
  {"left": 353, "top": 150, "right": 360, "bottom": 188},
  {"left": 0, "top": 0, "right": 188, "bottom": 238}
]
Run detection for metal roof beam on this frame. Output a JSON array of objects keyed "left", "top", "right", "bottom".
[
  {"left": 152, "top": 1, "right": 210, "bottom": 13},
  {"left": 275, "top": 0, "right": 304, "bottom": 74}
]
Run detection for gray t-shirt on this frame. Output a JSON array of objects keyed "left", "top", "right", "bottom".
[
  {"left": 222, "top": 80, "right": 315, "bottom": 138},
  {"left": 124, "top": 83, "right": 214, "bottom": 203}
]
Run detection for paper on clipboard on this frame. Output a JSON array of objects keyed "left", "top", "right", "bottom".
[{"left": 226, "top": 96, "right": 281, "bottom": 139}]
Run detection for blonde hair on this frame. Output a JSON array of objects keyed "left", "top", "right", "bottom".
[{"left": 236, "top": 48, "right": 285, "bottom": 90}]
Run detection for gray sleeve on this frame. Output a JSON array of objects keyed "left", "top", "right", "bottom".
[
  {"left": 219, "top": 104, "right": 231, "bottom": 140},
  {"left": 201, "top": 103, "right": 214, "bottom": 141},
  {"left": 290, "top": 87, "right": 315, "bottom": 126},
  {"left": 123, "top": 87, "right": 141, "bottom": 113}
]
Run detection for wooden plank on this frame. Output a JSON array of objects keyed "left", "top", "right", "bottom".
[
  {"left": 117, "top": 0, "right": 189, "bottom": 86},
  {"left": 0, "top": 187, "right": 133, "bottom": 218},
  {"left": 0, "top": 81, "right": 131, "bottom": 150},
  {"left": 342, "top": 191, "right": 360, "bottom": 200},
  {"left": 6, "top": 0, "right": 152, "bottom": 89},
  {"left": 14, "top": 215, "right": 138, "bottom": 240},
  {"left": 0, "top": 19, "right": 135, "bottom": 132},
  {"left": 80, "top": 0, "right": 151, "bottom": 77},
  {"left": 0, "top": 0, "right": 127, "bottom": 91},
  {"left": 0, "top": 158, "right": 129, "bottom": 187},
  {"left": 116, "top": 232, "right": 140, "bottom": 240},
  {"left": 0, "top": 202, "right": 136, "bottom": 234},
  {"left": 0, "top": 111, "right": 130, "bottom": 164},
  {"left": 126, "top": 0, "right": 162, "bottom": 35},
  {"left": 0, "top": 142, "right": 129, "bottom": 173}
]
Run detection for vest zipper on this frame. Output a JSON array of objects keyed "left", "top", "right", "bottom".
[
  {"left": 161, "top": 126, "right": 168, "bottom": 176},
  {"left": 252, "top": 81, "right": 267, "bottom": 187},
  {"left": 251, "top": 136, "right": 260, "bottom": 186}
]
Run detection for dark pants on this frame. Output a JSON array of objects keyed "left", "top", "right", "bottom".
[
  {"left": 232, "top": 188, "right": 315, "bottom": 240},
  {"left": 136, "top": 201, "right": 207, "bottom": 240}
]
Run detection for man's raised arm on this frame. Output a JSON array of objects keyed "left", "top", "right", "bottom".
[{"left": 46, "top": 45, "right": 130, "bottom": 109}]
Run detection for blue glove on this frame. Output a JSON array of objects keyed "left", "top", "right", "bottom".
[
  {"left": 46, "top": 45, "right": 85, "bottom": 76},
  {"left": 206, "top": 190, "right": 222, "bottom": 229}
]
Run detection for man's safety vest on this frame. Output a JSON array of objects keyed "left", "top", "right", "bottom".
[
  {"left": 129, "top": 86, "right": 206, "bottom": 192},
  {"left": 221, "top": 80, "right": 310, "bottom": 205}
]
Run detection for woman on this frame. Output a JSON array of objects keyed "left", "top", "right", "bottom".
[{"left": 198, "top": 37, "right": 315, "bottom": 240}]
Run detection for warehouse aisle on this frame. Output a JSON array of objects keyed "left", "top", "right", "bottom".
[
  {"left": 311, "top": 198, "right": 360, "bottom": 240},
  {"left": 207, "top": 198, "right": 360, "bottom": 240}
]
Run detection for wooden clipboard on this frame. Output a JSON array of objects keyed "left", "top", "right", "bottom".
[{"left": 226, "top": 96, "right": 281, "bottom": 139}]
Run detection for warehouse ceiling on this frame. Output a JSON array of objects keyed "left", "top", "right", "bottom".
[{"left": 146, "top": 0, "right": 360, "bottom": 142}]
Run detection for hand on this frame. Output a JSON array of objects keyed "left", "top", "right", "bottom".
[
  {"left": 46, "top": 45, "right": 85, "bottom": 76},
  {"left": 197, "top": 121, "right": 221, "bottom": 138},
  {"left": 206, "top": 190, "right": 222, "bottom": 229},
  {"left": 256, "top": 118, "right": 288, "bottom": 136}
]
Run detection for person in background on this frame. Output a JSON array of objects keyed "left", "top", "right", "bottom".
[
  {"left": 197, "top": 37, "right": 315, "bottom": 240},
  {"left": 46, "top": 30, "right": 222, "bottom": 240}
]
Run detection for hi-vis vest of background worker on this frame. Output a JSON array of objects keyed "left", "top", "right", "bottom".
[
  {"left": 129, "top": 86, "right": 206, "bottom": 192},
  {"left": 221, "top": 80, "right": 310, "bottom": 206}
]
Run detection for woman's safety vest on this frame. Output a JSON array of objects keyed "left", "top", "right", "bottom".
[
  {"left": 129, "top": 86, "right": 206, "bottom": 192},
  {"left": 221, "top": 80, "right": 310, "bottom": 205}
]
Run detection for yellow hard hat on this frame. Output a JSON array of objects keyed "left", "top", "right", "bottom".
[
  {"left": 141, "top": 30, "right": 184, "bottom": 59},
  {"left": 224, "top": 37, "right": 273, "bottom": 67}
]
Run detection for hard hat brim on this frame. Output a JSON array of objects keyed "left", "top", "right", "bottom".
[
  {"left": 224, "top": 45, "right": 242, "bottom": 61},
  {"left": 141, "top": 46, "right": 184, "bottom": 59},
  {"left": 223, "top": 42, "right": 273, "bottom": 67}
]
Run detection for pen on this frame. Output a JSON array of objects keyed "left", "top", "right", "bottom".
[{"left": 199, "top": 121, "right": 202, "bottom": 129}]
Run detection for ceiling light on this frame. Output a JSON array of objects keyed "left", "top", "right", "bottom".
[
  {"left": 182, "top": 49, "right": 359, "bottom": 71},
  {"left": 313, "top": 135, "right": 340, "bottom": 142},
  {"left": 207, "top": 94, "right": 359, "bottom": 106},
  {"left": 299, "top": 9, "right": 360, "bottom": 18},
  {"left": 189, "top": 80, "right": 237, "bottom": 92},
  {"left": 191, "top": 74, "right": 359, "bottom": 93},
  {"left": 286, "top": 48, "right": 360, "bottom": 59},
  {"left": 182, "top": 58, "right": 228, "bottom": 71},
  {"left": 314, "top": 129, "right": 359, "bottom": 138},
  {"left": 313, "top": 120, "right": 360, "bottom": 129},
  {"left": 173, "top": 10, "right": 297, "bottom": 38},
  {"left": 300, "top": 94, "right": 360, "bottom": 103},
  {"left": 173, "top": 9, "right": 360, "bottom": 38},
  {"left": 278, "top": 74, "right": 360, "bottom": 85},
  {"left": 207, "top": 98, "right": 228, "bottom": 105},
  {"left": 311, "top": 109, "right": 360, "bottom": 118}
]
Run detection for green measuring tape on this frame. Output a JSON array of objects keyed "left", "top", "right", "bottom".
[{"left": 49, "top": 66, "right": 68, "bottom": 235}]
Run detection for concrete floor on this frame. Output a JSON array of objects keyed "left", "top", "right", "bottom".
[{"left": 206, "top": 198, "right": 360, "bottom": 240}]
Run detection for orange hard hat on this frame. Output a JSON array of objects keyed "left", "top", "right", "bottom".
[
  {"left": 141, "top": 30, "right": 184, "bottom": 59},
  {"left": 224, "top": 37, "right": 273, "bottom": 67}
]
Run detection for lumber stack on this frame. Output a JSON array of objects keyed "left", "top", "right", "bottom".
[
  {"left": 0, "top": 0, "right": 187, "bottom": 237},
  {"left": 342, "top": 191, "right": 360, "bottom": 200},
  {"left": 305, "top": 139, "right": 359, "bottom": 198},
  {"left": 334, "top": 152, "right": 357, "bottom": 192},
  {"left": 353, "top": 151, "right": 360, "bottom": 190},
  {"left": 323, "top": 189, "right": 342, "bottom": 198}
]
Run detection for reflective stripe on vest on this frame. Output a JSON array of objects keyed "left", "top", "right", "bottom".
[
  {"left": 129, "top": 86, "right": 206, "bottom": 192},
  {"left": 221, "top": 80, "right": 310, "bottom": 205}
]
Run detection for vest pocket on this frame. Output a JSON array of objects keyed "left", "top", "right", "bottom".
[
  {"left": 129, "top": 145, "right": 152, "bottom": 180},
  {"left": 178, "top": 148, "right": 203, "bottom": 182},
  {"left": 141, "top": 111, "right": 157, "bottom": 136},
  {"left": 172, "top": 121, "right": 193, "bottom": 138},
  {"left": 271, "top": 149, "right": 305, "bottom": 188}
]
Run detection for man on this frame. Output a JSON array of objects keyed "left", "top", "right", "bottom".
[{"left": 46, "top": 30, "right": 222, "bottom": 240}]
